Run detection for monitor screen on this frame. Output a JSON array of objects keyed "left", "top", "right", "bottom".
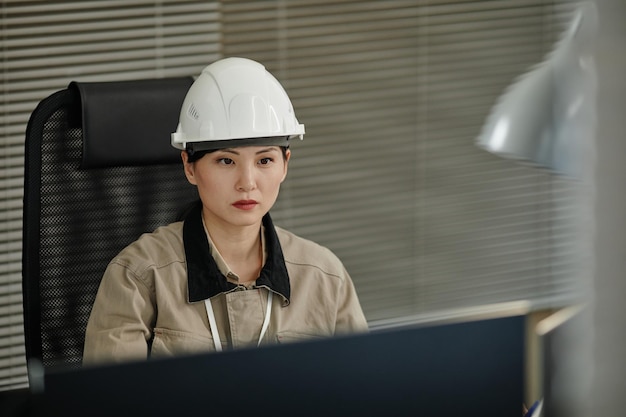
[{"left": 35, "top": 313, "right": 526, "bottom": 417}]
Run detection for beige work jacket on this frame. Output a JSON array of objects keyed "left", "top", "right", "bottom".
[{"left": 83, "top": 206, "right": 368, "bottom": 365}]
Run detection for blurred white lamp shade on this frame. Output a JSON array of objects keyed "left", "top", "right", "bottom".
[{"left": 476, "top": 3, "right": 597, "bottom": 179}]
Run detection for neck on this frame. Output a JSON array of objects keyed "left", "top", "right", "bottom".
[{"left": 202, "top": 212, "right": 263, "bottom": 282}]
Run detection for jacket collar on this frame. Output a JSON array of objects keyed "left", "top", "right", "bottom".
[{"left": 183, "top": 203, "right": 291, "bottom": 305}]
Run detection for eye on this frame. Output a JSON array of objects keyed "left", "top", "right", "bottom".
[
  {"left": 258, "top": 157, "right": 274, "bottom": 165},
  {"left": 217, "top": 157, "right": 234, "bottom": 165}
]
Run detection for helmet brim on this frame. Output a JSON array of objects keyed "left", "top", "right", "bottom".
[{"left": 185, "top": 136, "right": 291, "bottom": 154}]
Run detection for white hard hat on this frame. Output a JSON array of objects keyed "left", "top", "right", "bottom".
[{"left": 171, "top": 57, "right": 305, "bottom": 152}]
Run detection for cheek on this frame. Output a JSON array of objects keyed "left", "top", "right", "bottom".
[
  {"left": 194, "top": 173, "right": 220, "bottom": 193},
  {"left": 187, "top": 165, "right": 219, "bottom": 192},
  {"left": 264, "top": 173, "right": 286, "bottom": 198},
  {"left": 264, "top": 169, "right": 287, "bottom": 186}
]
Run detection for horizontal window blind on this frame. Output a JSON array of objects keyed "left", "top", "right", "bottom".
[
  {"left": 0, "top": 0, "right": 221, "bottom": 391},
  {"left": 221, "top": 0, "right": 586, "bottom": 322},
  {"left": 410, "top": 1, "right": 588, "bottom": 314}
]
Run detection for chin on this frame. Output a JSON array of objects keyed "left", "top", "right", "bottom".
[{"left": 227, "top": 211, "right": 265, "bottom": 227}]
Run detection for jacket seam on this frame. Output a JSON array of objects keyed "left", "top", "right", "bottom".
[
  {"left": 110, "top": 258, "right": 185, "bottom": 291},
  {"left": 284, "top": 260, "right": 346, "bottom": 283}
]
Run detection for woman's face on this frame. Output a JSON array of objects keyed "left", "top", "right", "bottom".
[{"left": 182, "top": 146, "right": 290, "bottom": 229}]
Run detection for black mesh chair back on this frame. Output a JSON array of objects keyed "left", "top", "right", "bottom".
[{"left": 22, "top": 78, "right": 198, "bottom": 371}]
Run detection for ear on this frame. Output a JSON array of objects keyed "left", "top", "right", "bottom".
[
  {"left": 281, "top": 149, "right": 291, "bottom": 183},
  {"left": 181, "top": 151, "right": 198, "bottom": 185}
]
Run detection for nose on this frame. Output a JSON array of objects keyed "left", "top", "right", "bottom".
[{"left": 235, "top": 164, "right": 257, "bottom": 192}]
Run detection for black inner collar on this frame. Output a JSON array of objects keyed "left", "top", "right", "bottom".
[{"left": 184, "top": 202, "right": 291, "bottom": 305}]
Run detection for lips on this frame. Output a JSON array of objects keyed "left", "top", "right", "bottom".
[{"left": 232, "top": 200, "right": 258, "bottom": 210}]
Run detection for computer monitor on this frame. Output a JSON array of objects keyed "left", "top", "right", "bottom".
[{"left": 33, "top": 309, "right": 527, "bottom": 417}]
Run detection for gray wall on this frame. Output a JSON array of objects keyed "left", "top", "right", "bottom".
[{"left": 592, "top": 0, "right": 626, "bottom": 414}]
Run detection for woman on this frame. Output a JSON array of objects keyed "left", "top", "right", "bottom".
[{"left": 83, "top": 57, "right": 368, "bottom": 364}]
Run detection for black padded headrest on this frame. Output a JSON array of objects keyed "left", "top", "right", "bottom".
[{"left": 69, "top": 77, "right": 194, "bottom": 169}]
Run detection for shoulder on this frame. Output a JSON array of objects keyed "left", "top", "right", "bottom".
[
  {"left": 275, "top": 226, "right": 346, "bottom": 278},
  {"left": 111, "top": 221, "right": 185, "bottom": 272}
]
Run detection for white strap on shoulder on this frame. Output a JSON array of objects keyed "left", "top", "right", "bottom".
[
  {"left": 204, "top": 297, "right": 223, "bottom": 352},
  {"left": 258, "top": 291, "right": 273, "bottom": 347}
]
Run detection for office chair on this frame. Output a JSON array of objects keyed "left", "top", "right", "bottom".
[{"left": 22, "top": 77, "right": 198, "bottom": 372}]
